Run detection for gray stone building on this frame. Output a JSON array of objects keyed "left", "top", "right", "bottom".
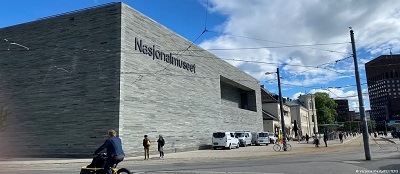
[{"left": 0, "top": 2, "right": 262, "bottom": 157}]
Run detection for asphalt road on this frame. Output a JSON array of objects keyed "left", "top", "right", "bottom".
[{"left": 3, "top": 137, "right": 399, "bottom": 174}]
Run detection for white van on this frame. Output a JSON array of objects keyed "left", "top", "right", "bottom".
[
  {"left": 235, "top": 131, "right": 252, "bottom": 147},
  {"left": 212, "top": 132, "right": 239, "bottom": 150},
  {"left": 251, "top": 132, "right": 270, "bottom": 146}
]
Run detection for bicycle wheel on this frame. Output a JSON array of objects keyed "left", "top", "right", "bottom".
[
  {"left": 117, "top": 168, "right": 132, "bottom": 174},
  {"left": 273, "top": 144, "right": 281, "bottom": 151},
  {"left": 285, "top": 144, "right": 292, "bottom": 151}
]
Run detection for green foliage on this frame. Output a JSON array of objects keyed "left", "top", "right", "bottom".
[
  {"left": 0, "top": 106, "right": 9, "bottom": 132},
  {"left": 343, "top": 121, "right": 361, "bottom": 132},
  {"left": 314, "top": 92, "right": 338, "bottom": 124},
  {"left": 367, "top": 120, "right": 376, "bottom": 132}
]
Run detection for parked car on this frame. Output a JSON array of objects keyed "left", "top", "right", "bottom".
[
  {"left": 235, "top": 131, "right": 252, "bottom": 147},
  {"left": 269, "top": 135, "right": 278, "bottom": 144},
  {"left": 251, "top": 132, "right": 270, "bottom": 146},
  {"left": 212, "top": 132, "right": 240, "bottom": 150}
]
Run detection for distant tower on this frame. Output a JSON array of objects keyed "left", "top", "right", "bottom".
[{"left": 298, "top": 94, "right": 318, "bottom": 134}]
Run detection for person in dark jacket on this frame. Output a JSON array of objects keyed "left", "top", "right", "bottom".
[
  {"left": 339, "top": 132, "right": 343, "bottom": 143},
  {"left": 94, "top": 130, "right": 125, "bottom": 174},
  {"left": 323, "top": 132, "right": 328, "bottom": 147},
  {"left": 157, "top": 134, "right": 165, "bottom": 158},
  {"left": 305, "top": 133, "right": 310, "bottom": 144},
  {"left": 143, "top": 135, "right": 151, "bottom": 160}
]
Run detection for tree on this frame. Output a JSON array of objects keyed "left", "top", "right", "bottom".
[
  {"left": 314, "top": 92, "right": 337, "bottom": 124},
  {"left": 344, "top": 121, "right": 361, "bottom": 132},
  {"left": 367, "top": 120, "right": 376, "bottom": 132},
  {"left": 0, "top": 106, "right": 9, "bottom": 132}
]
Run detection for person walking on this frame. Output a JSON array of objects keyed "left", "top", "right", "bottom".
[
  {"left": 323, "top": 132, "right": 328, "bottom": 147},
  {"left": 157, "top": 134, "right": 165, "bottom": 159},
  {"left": 305, "top": 133, "right": 310, "bottom": 144},
  {"left": 339, "top": 132, "right": 343, "bottom": 143},
  {"left": 143, "top": 135, "right": 151, "bottom": 160}
]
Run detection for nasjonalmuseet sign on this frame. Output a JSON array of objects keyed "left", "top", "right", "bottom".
[{"left": 134, "top": 37, "right": 196, "bottom": 73}]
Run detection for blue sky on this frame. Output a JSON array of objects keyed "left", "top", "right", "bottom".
[{"left": 2, "top": 0, "right": 400, "bottom": 112}]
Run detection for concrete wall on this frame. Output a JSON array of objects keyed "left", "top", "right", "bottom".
[
  {"left": 118, "top": 3, "right": 262, "bottom": 156},
  {"left": 0, "top": 2, "right": 262, "bottom": 158},
  {"left": 298, "top": 94, "right": 318, "bottom": 133},
  {"left": 290, "top": 105, "right": 313, "bottom": 137},
  {"left": 263, "top": 120, "right": 278, "bottom": 133},
  {"left": 262, "top": 103, "right": 291, "bottom": 134},
  {"left": 0, "top": 3, "right": 122, "bottom": 157}
]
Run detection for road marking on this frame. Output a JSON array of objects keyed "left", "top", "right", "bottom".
[
  {"left": 342, "top": 161, "right": 361, "bottom": 164},
  {"left": 140, "top": 171, "right": 284, "bottom": 174}
]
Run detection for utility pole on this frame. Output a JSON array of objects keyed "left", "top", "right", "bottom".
[
  {"left": 277, "top": 68, "right": 288, "bottom": 151},
  {"left": 350, "top": 28, "right": 371, "bottom": 160}
]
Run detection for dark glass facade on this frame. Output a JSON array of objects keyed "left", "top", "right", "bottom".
[{"left": 365, "top": 55, "right": 400, "bottom": 127}]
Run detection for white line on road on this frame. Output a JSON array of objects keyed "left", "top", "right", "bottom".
[
  {"left": 141, "top": 171, "right": 284, "bottom": 174},
  {"left": 342, "top": 161, "right": 361, "bottom": 164}
]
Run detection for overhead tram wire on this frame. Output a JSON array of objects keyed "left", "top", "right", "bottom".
[
  {"left": 3, "top": 44, "right": 369, "bottom": 90},
  {"left": 3, "top": 44, "right": 356, "bottom": 81},
  {"left": 149, "top": 0, "right": 211, "bottom": 77},
  {"left": 205, "top": 30, "right": 351, "bottom": 55},
  {"left": 286, "top": 55, "right": 353, "bottom": 77},
  {"left": 204, "top": 0, "right": 209, "bottom": 32}
]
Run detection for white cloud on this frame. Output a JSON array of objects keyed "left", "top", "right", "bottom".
[
  {"left": 292, "top": 92, "right": 305, "bottom": 100},
  {"left": 309, "top": 88, "right": 370, "bottom": 112},
  {"left": 199, "top": 0, "right": 400, "bottom": 87}
]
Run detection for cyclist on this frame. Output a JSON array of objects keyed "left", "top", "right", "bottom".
[
  {"left": 94, "top": 129, "right": 125, "bottom": 174},
  {"left": 278, "top": 133, "right": 283, "bottom": 144}
]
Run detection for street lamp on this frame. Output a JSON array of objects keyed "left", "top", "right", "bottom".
[{"left": 265, "top": 67, "right": 287, "bottom": 151}]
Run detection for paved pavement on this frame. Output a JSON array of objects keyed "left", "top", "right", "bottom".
[
  {"left": 0, "top": 135, "right": 362, "bottom": 166},
  {"left": 2, "top": 135, "right": 399, "bottom": 174}
]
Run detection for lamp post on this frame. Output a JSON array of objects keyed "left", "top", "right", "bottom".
[
  {"left": 350, "top": 28, "right": 371, "bottom": 160},
  {"left": 266, "top": 68, "right": 287, "bottom": 151}
]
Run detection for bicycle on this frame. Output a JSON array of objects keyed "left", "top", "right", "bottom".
[{"left": 273, "top": 141, "right": 292, "bottom": 152}]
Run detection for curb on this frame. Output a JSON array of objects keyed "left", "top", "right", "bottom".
[
  {"left": 380, "top": 137, "right": 397, "bottom": 144},
  {"left": 0, "top": 136, "right": 363, "bottom": 166}
]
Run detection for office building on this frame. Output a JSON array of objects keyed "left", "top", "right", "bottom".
[{"left": 365, "top": 54, "right": 400, "bottom": 129}]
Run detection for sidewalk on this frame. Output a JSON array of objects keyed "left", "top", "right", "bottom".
[{"left": 0, "top": 135, "right": 361, "bottom": 166}]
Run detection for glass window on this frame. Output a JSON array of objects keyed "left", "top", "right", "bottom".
[
  {"left": 235, "top": 133, "right": 244, "bottom": 137},
  {"left": 258, "top": 133, "right": 269, "bottom": 137},
  {"left": 213, "top": 132, "right": 226, "bottom": 138}
]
